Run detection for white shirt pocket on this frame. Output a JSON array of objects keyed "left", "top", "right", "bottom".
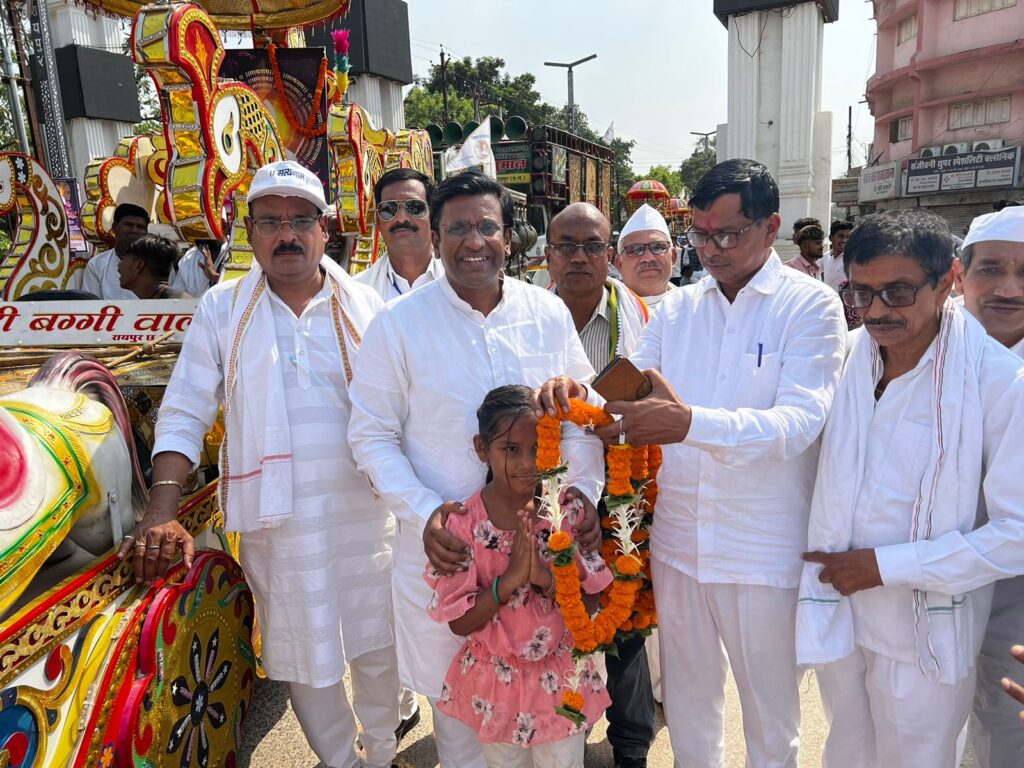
[{"left": 738, "top": 351, "right": 782, "bottom": 410}]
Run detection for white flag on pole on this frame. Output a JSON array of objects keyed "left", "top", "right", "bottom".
[
  {"left": 445, "top": 118, "right": 496, "bottom": 178},
  {"left": 602, "top": 122, "right": 615, "bottom": 144}
]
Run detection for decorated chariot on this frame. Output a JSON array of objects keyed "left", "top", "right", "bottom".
[{"left": 0, "top": 1, "right": 436, "bottom": 764}]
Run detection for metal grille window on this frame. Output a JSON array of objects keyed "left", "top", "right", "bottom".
[
  {"left": 955, "top": 0, "right": 1016, "bottom": 20},
  {"left": 897, "top": 14, "right": 918, "bottom": 45},
  {"left": 949, "top": 96, "right": 1012, "bottom": 129}
]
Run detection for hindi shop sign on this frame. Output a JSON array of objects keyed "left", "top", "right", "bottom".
[
  {"left": 831, "top": 177, "right": 860, "bottom": 205},
  {"left": 859, "top": 161, "right": 901, "bottom": 202},
  {"left": 906, "top": 148, "right": 1021, "bottom": 195},
  {"left": 493, "top": 142, "right": 531, "bottom": 187},
  {"left": 0, "top": 300, "right": 197, "bottom": 348}
]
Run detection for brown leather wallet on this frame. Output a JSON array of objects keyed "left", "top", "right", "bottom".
[{"left": 591, "top": 356, "right": 652, "bottom": 402}]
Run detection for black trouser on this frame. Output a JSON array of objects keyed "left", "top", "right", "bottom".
[{"left": 605, "top": 632, "right": 656, "bottom": 760}]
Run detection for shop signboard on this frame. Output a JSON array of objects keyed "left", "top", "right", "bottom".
[
  {"left": 493, "top": 142, "right": 531, "bottom": 186},
  {"left": 906, "top": 148, "right": 1021, "bottom": 195},
  {"left": 831, "top": 177, "right": 860, "bottom": 205},
  {"left": 859, "top": 161, "right": 901, "bottom": 202}
]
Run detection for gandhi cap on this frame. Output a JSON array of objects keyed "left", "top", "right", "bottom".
[
  {"left": 247, "top": 160, "right": 327, "bottom": 212},
  {"left": 963, "top": 206, "right": 1024, "bottom": 249}
]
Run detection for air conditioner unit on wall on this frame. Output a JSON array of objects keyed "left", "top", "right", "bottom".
[
  {"left": 972, "top": 139, "right": 1005, "bottom": 151},
  {"left": 942, "top": 143, "right": 970, "bottom": 155},
  {"left": 920, "top": 146, "right": 942, "bottom": 158}
]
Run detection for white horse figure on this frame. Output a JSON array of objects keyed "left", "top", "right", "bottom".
[{"left": 0, "top": 352, "right": 147, "bottom": 615}]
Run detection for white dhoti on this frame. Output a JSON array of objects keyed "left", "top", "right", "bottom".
[
  {"left": 653, "top": 558, "right": 801, "bottom": 768},
  {"left": 818, "top": 646, "right": 975, "bottom": 768},
  {"left": 968, "top": 574, "right": 1024, "bottom": 768}
]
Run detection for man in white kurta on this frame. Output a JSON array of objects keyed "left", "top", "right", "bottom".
[
  {"left": 957, "top": 205, "right": 1024, "bottom": 768},
  {"left": 123, "top": 162, "right": 400, "bottom": 768},
  {"left": 356, "top": 167, "right": 444, "bottom": 301},
  {"left": 797, "top": 208, "right": 1024, "bottom": 768},
  {"left": 80, "top": 203, "right": 151, "bottom": 299},
  {"left": 576, "top": 159, "right": 847, "bottom": 767},
  {"left": 170, "top": 240, "right": 221, "bottom": 298},
  {"left": 348, "top": 170, "right": 603, "bottom": 768}
]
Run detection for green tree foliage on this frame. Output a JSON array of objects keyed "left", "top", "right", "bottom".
[
  {"left": 404, "top": 55, "right": 635, "bottom": 192},
  {"left": 679, "top": 135, "right": 718, "bottom": 198},
  {"left": 642, "top": 164, "right": 683, "bottom": 198}
]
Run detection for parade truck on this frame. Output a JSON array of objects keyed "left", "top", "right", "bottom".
[{"left": 425, "top": 116, "right": 615, "bottom": 279}]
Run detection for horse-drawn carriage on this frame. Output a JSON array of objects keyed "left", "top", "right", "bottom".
[{"left": 0, "top": 0, "right": 440, "bottom": 763}]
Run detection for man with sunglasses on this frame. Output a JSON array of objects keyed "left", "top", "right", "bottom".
[
  {"left": 538, "top": 159, "right": 847, "bottom": 767},
  {"left": 356, "top": 168, "right": 443, "bottom": 301},
  {"left": 798, "top": 209, "right": 1024, "bottom": 767},
  {"left": 127, "top": 160, "right": 402, "bottom": 768},
  {"left": 614, "top": 203, "right": 677, "bottom": 310}
]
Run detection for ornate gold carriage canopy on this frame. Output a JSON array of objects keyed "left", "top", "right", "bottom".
[{"left": 79, "top": 0, "right": 352, "bottom": 30}]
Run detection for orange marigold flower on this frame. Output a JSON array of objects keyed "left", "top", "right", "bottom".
[
  {"left": 648, "top": 444, "right": 663, "bottom": 476},
  {"left": 561, "top": 690, "right": 585, "bottom": 712},
  {"left": 606, "top": 445, "right": 634, "bottom": 496},
  {"left": 630, "top": 445, "right": 649, "bottom": 481},
  {"left": 619, "top": 619, "right": 634, "bottom": 632},
  {"left": 634, "top": 614, "right": 651, "bottom": 630},
  {"left": 631, "top": 529, "right": 649, "bottom": 544},
  {"left": 548, "top": 531, "right": 572, "bottom": 552},
  {"left": 616, "top": 554, "right": 643, "bottom": 576}
]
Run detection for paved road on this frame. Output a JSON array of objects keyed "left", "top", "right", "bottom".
[{"left": 240, "top": 670, "right": 838, "bottom": 767}]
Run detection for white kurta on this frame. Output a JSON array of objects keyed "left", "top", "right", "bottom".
[
  {"left": 354, "top": 253, "right": 444, "bottom": 302},
  {"left": 348, "top": 275, "right": 604, "bottom": 697},
  {"left": 170, "top": 246, "right": 214, "bottom": 297},
  {"left": 847, "top": 337, "right": 1024, "bottom": 664},
  {"left": 823, "top": 250, "right": 846, "bottom": 292},
  {"left": 631, "top": 252, "right": 847, "bottom": 587},
  {"left": 80, "top": 248, "right": 135, "bottom": 299},
  {"left": 155, "top": 271, "right": 394, "bottom": 687}
]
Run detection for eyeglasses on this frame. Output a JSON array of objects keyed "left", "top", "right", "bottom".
[
  {"left": 548, "top": 241, "right": 611, "bottom": 259},
  {"left": 684, "top": 219, "right": 762, "bottom": 250},
  {"left": 443, "top": 220, "right": 505, "bottom": 238},
  {"left": 377, "top": 199, "right": 428, "bottom": 221},
  {"left": 621, "top": 241, "right": 672, "bottom": 258},
  {"left": 250, "top": 216, "right": 320, "bottom": 237},
  {"left": 839, "top": 275, "right": 936, "bottom": 309}
]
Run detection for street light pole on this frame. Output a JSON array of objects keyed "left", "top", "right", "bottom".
[
  {"left": 544, "top": 54, "right": 597, "bottom": 134},
  {"left": 690, "top": 130, "right": 716, "bottom": 155}
]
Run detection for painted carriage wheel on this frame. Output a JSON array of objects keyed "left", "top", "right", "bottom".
[{"left": 116, "top": 551, "right": 254, "bottom": 768}]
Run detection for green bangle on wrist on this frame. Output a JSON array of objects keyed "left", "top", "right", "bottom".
[{"left": 492, "top": 576, "right": 506, "bottom": 606}]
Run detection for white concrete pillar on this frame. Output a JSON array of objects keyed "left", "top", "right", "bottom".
[
  {"left": 46, "top": 0, "right": 133, "bottom": 184},
  {"left": 721, "top": 2, "right": 832, "bottom": 259}
]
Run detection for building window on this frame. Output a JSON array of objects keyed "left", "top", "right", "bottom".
[
  {"left": 897, "top": 14, "right": 918, "bottom": 45},
  {"left": 955, "top": 0, "right": 1016, "bottom": 20},
  {"left": 949, "top": 96, "right": 1012, "bottom": 129},
  {"left": 897, "top": 116, "right": 913, "bottom": 141}
]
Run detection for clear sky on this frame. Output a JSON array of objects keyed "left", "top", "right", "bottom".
[{"left": 405, "top": 0, "right": 878, "bottom": 178}]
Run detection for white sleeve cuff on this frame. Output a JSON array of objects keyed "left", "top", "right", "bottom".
[
  {"left": 874, "top": 542, "right": 923, "bottom": 587},
  {"left": 683, "top": 404, "right": 727, "bottom": 447}
]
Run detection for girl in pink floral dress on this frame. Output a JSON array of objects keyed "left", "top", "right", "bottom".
[{"left": 425, "top": 384, "right": 611, "bottom": 767}]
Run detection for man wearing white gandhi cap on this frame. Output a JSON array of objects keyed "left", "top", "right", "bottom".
[
  {"left": 615, "top": 204, "right": 678, "bottom": 310},
  {"left": 958, "top": 204, "right": 1024, "bottom": 768}
]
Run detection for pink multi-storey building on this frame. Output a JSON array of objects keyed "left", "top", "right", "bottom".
[{"left": 864, "top": 0, "right": 1024, "bottom": 226}]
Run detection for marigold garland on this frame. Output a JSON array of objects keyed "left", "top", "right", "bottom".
[
  {"left": 536, "top": 398, "right": 663, "bottom": 724},
  {"left": 268, "top": 44, "right": 328, "bottom": 139}
]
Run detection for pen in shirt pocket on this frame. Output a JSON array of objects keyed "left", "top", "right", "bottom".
[{"left": 757, "top": 343, "right": 763, "bottom": 368}]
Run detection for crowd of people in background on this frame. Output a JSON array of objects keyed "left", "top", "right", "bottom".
[{"left": 101, "top": 152, "right": 1024, "bottom": 768}]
